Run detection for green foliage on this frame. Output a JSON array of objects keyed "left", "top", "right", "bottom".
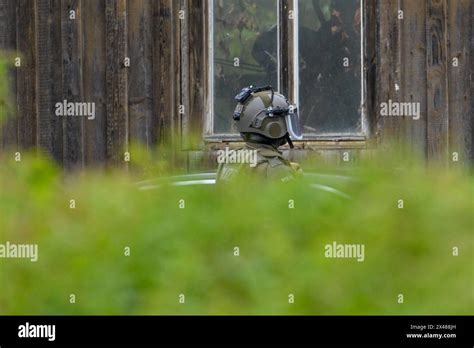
[
  {"left": 214, "top": 0, "right": 275, "bottom": 67},
  {"left": 0, "top": 149, "right": 472, "bottom": 315}
]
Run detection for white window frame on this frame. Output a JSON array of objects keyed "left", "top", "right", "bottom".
[{"left": 205, "top": 0, "right": 367, "bottom": 142}]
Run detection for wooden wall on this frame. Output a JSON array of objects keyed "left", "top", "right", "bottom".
[
  {"left": 0, "top": 0, "right": 196, "bottom": 169},
  {"left": 376, "top": 0, "right": 473, "bottom": 164},
  {"left": 0, "top": 0, "right": 472, "bottom": 170}
]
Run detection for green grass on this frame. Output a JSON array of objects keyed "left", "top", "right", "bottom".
[
  {"left": 0, "top": 149, "right": 472, "bottom": 315},
  {"left": 0, "top": 51, "right": 472, "bottom": 315}
]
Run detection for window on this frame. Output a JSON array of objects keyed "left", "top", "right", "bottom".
[
  {"left": 297, "top": 0, "right": 363, "bottom": 135},
  {"left": 206, "top": 0, "right": 365, "bottom": 140},
  {"left": 209, "top": 0, "right": 279, "bottom": 136}
]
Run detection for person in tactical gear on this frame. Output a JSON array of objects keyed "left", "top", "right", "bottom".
[{"left": 216, "top": 85, "right": 303, "bottom": 183}]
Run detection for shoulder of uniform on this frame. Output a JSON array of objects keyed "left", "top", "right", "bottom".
[
  {"left": 257, "top": 147, "right": 283, "bottom": 158},
  {"left": 252, "top": 146, "right": 284, "bottom": 161}
]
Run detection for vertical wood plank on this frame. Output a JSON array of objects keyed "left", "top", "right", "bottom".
[
  {"left": 105, "top": 0, "right": 117, "bottom": 164},
  {"left": 364, "top": 0, "right": 377, "bottom": 138},
  {"left": 0, "top": 0, "right": 17, "bottom": 150},
  {"left": 117, "top": 0, "right": 129, "bottom": 167},
  {"left": 187, "top": 0, "right": 204, "bottom": 146},
  {"left": 127, "top": 0, "right": 154, "bottom": 148},
  {"left": 376, "top": 0, "right": 401, "bottom": 145},
  {"left": 36, "top": 0, "right": 63, "bottom": 163},
  {"left": 472, "top": 0, "right": 474, "bottom": 163},
  {"left": 62, "top": 0, "right": 84, "bottom": 169},
  {"left": 152, "top": 0, "right": 174, "bottom": 147},
  {"left": 50, "top": 0, "right": 64, "bottom": 163},
  {"left": 82, "top": 0, "right": 107, "bottom": 166},
  {"left": 399, "top": 0, "right": 427, "bottom": 156},
  {"left": 105, "top": 0, "right": 128, "bottom": 167},
  {"left": 16, "top": 0, "right": 37, "bottom": 150},
  {"left": 447, "top": 0, "right": 472, "bottom": 164},
  {"left": 426, "top": 0, "right": 449, "bottom": 162},
  {"left": 178, "top": 0, "right": 189, "bottom": 151}
]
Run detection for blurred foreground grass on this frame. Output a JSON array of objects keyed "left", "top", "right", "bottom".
[{"left": 0, "top": 149, "right": 472, "bottom": 315}]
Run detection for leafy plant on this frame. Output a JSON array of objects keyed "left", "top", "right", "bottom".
[{"left": 0, "top": 148, "right": 472, "bottom": 315}]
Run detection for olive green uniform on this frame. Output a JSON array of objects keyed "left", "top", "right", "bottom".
[{"left": 216, "top": 143, "right": 300, "bottom": 183}]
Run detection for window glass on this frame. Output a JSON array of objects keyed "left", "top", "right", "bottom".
[
  {"left": 213, "top": 0, "right": 278, "bottom": 134},
  {"left": 298, "top": 0, "right": 362, "bottom": 134}
]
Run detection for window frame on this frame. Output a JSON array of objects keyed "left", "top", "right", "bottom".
[{"left": 203, "top": 0, "right": 373, "bottom": 144}]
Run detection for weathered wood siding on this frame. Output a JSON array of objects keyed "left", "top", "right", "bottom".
[
  {"left": 0, "top": 0, "right": 472, "bottom": 170},
  {"left": 0, "top": 0, "right": 188, "bottom": 169},
  {"left": 376, "top": 0, "right": 473, "bottom": 165}
]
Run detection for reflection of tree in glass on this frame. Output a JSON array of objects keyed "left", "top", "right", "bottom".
[{"left": 214, "top": 0, "right": 277, "bottom": 134}]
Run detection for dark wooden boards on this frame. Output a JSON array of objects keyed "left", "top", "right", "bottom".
[
  {"left": 16, "top": 0, "right": 37, "bottom": 150},
  {"left": 446, "top": 0, "right": 473, "bottom": 165},
  {"left": 127, "top": 0, "right": 153, "bottom": 149},
  {"left": 375, "top": 0, "right": 472, "bottom": 163},
  {"left": 376, "top": 0, "right": 401, "bottom": 145},
  {"left": 0, "top": 0, "right": 17, "bottom": 149},
  {"left": 399, "top": 0, "right": 427, "bottom": 157},
  {"left": 187, "top": 0, "right": 205, "bottom": 145},
  {"left": 61, "top": 0, "right": 84, "bottom": 169},
  {"left": 36, "top": 0, "right": 63, "bottom": 162},
  {"left": 105, "top": 0, "right": 128, "bottom": 167},
  {"left": 0, "top": 0, "right": 472, "bottom": 168},
  {"left": 152, "top": 0, "right": 175, "bottom": 147},
  {"left": 83, "top": 0, "right": 107, "bottom": 166},
  {"left": 426, "top": 0, "right": 449, "bottom": 163}
]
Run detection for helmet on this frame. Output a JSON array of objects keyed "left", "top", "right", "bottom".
[{"left": 232, "top": 85, "right": 303, "bottom": 142}]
